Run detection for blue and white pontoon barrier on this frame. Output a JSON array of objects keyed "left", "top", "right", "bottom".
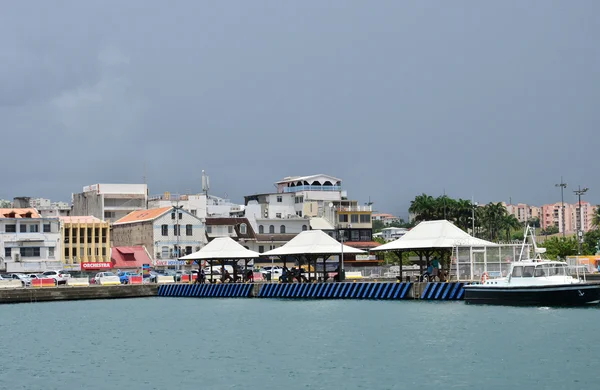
[
  {"left": 257, "top": 282, "right": 413, "bottom": 299},
  {"left": 157, "top": 283, "right": 253, "bottom": 298},
  {"left": 420, "top": 282, "right": 465, "bottom": 300}
]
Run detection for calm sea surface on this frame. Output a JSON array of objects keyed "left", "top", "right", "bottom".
[{"left": 0, "top": 298, "right": 598, "bottom": 390}]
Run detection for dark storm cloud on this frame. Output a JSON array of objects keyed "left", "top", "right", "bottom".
[{"left": 1, "top": 0, "right": 599, "bottom": 216}]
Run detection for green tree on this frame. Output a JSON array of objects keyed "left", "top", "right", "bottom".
[
  {"left": 541, "top": 225, "right": 559, "bottom": 235},
  {"left": 501, "top": 214, "right": 522, "bottom": 241},
  {"left": 542, "top": 236, "right": 579, "bottom": 260},
  {"left": 480, "top": 202, "right": 508, "bottom": 241},
  {"left": 409, "top": 194, "right": 438, "bottom": 222},
  {"left": 592, "top": 206, "right": 600, "bottom": 229},
  {"left": 583, "top": 229, "right": 600, "bottom": 255},
  {"left": 372, "top": 220, "right": 385, "bottom": 233}
]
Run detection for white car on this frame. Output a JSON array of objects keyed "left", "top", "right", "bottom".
[
  {"left": 42, "top": 270, "right": 71, "bottom": 285},
  {"left": 93, "top": 272, "right": 120, "bottom": 285},
  {"left": 260, "top": 266, "right": 283, "bottom": 280}
]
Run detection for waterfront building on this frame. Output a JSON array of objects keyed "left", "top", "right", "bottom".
[
  {"left": 12, "top": 197, "right": 72, "bottom": 218},
  {"left": 244, "top": 174, "right": 377, "bottom": 260},
  {"left": 540, "top": 202, "right": 597, "bottom": 234},
  {"left": 380, "top": 227, "right": 408, "bottom": 242},
  {"left": 59, "top": 216, "right": 111, "bottom": 269},
  {"left": 0, "top": 208, "right": 61, "bottom": 273},
  {"left": 111, "top": 207, "right": 206, "bottom": 261},
  {"left": 148, "top": 193, "right": 244, "bottom": 219},
  {"left": 372, "top": 213, "right": 401, "bottom": 225},
  {"left": 503, "top": 203, "right": 541, "bottom": 224},
  {"left": 71, "top": 184, "right": 148, "bottom": 222}
]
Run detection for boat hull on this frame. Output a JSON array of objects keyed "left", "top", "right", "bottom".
[{"left": 464, "top": 283, "right": 600, "bottom": 306}]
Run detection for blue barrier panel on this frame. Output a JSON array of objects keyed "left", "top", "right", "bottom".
[
  {"left": 283, "top": 284, "right": 292, "bottom": 298},
  {"left": 421, "top": 283, "right": 432, "bottom": 299},
  {"left": 379, "top": 283, "right": 391, "bottom": 299},
  {"left": 434, "top": 283, "right": 445, "bottom": 300},
  {"left": 326, "top": 283, "right": 335, "bottom": 298},
  {"left": 157, "top": 285, "right": 163, "bottom": 296},
  {"left": 321, "top": 284, "right": 331, "bottom": 298},
  {"left": 374, "top": 283, "right": 385, "bottom": 299},
  {"left": 400, "top": 283, "right": 412, "bottom": 299},
  {"left": 441, "top": 283, "right": 453, "bottom": 300},
  {"left": 184, "top": 284, "right": 191, "bottom": 297},
  {"left": 177, "top": 284, "right": 184, "bottom": 296},
  {"left": 339, "top": 284, "right": 349, "bottom": 298},
  {"left": 455, "top": 283, "right": 465, "bottom": 300},
  {"left": 310, "top": 283, "right": 320, "bottom": 298},
  {"left": 391, "top": 283, "right": 402, "bottom": 299},
  {"left": 205, "top": 284, "right": 213, "bottom": 297},
  {"left": 387, "top": 283, "right": 398, "bottom": 299},
  {"left": 279, "top": 284, "right": 287, "bottom": 297},
  {"left": 186, "top": 284, "right": 193, "bottom": 297},
  {"left": 234, "top": 284, "right": 242, "bottom": 297},
  {"left": 195, "top": 284, "right": 203, "bottom": 297},
  {"left": 331, "top": 283, "right": 340, "bottom": 298},
  {"left": 342, "top": 283, "right": 351, "bottom": 298},
  {"left": 427, "top": 283, "right": 439, "bottom": 299},
  {"left": 448, "top": 283, "right": 460, "bottom": 299},
  {"left": 292, "top": 284, "right": 301, "bottom": 297},
  {"left": 316, "top": 284, "right": 325, "bottom": 298},
  {"left": 367, "top": 283, "right": 376, "bottom": 299},
  {"left": 264, "top": 284, "right": 273, "bottom": 297},
  {"left": 355, "top": 283, "right": 365, "bottom": 298},
  {"left": 276, "top": 284, "right": 285, "bottom": 298},
  {"left": 228, "top": 284, "right": 236, "bottom": 297},
  {"left": 360, "top": 283, "right": 371, "bottom": 299},
  {"left": 307, "top": 283, "right": 316, "bottom": 298},
  {"left": 257, "top": 284, "right": 265, "bottom": 297},
  {"left": 214, "top": 284, "right": 223, "bottom": 297},
  {"left": 171, "top": 284, "right": 178, "bottom": 296},
  {"left": 268, "top": 284, "right": 277, "bottom": 297},
  {"left": 287, "top": 284, "right": 296, "bottom": 297},
  {"left": 351, "top": 283, "right": 361, "bottom": 298},
  {"left": 299, "top": 284, "right": 308, "bottom": 298},
  {"left": 190, "top": 285, "right": 196, "bottom": 296},
  {"left": 222, "top": 284, "right": 230, "bottom": 297},
  {"left": 281, "top": 284, "right": 290, "bottom": 298},
  {"left": 243, "top": 284, "right": 251, "bottom": 297}
]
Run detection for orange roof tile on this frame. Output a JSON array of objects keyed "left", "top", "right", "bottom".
[
  {"left": 113, "top": 207, "right": 172, "bottom": 225},
  {"left": 59, "top": 216, "right": 106, "bottom": 224},
  {"left": 0, "top": 208, "right": 41, "bottom": 218}
]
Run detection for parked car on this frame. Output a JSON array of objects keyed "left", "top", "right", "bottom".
[
  {"left": 118, "top": 271, "right": 140, "bottom": 284},
  {"left": 93, "top": 271, "right": 118, "bottom": 285},
  {"left": 8, "top": 273, "right": 32, "bottom": 286},
  {"left": 41, "top": 270, "right": 71, "bottom": 285},
  {"left": 260, "top": 266, "right": 283, "bottom": 280}
]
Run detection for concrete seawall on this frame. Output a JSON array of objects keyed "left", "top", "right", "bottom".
[{"left": 0, "top": 285, "right": 158, "bottom": 304}]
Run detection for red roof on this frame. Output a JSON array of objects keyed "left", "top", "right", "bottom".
[{"left": 111, "top": 246, "right": 152, "bottom": 269}]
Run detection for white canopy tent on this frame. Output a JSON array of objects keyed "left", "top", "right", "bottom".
[
  {"left": 372, "top": 220, "right": 498, "bottom": 252},
  {"left": 180, "top": 236, "right": 260, "bottom": 260},
  {"left": 372, "top": 220, "right": 504, "bottom": 282},
  {"left": 263, "top": 230, "right": 365, "bottom": 282}
]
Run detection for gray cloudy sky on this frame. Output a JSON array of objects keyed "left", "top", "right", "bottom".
[{"left": 1, "top": 0, "right": 599, "bottom": 217}]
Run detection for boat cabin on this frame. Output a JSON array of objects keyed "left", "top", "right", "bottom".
[{"left": 510, "top": 262, "right": 569, "bottom": 278}]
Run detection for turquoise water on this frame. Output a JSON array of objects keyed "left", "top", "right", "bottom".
[{"left": 0, "top": 298, "right": 598, "bottom": 389}]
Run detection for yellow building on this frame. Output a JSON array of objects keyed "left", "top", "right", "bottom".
[{"left": 59, "top": 216, "right": 111, "bottom": 265}]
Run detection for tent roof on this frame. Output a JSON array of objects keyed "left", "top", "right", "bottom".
[
  {"left": 179, "top": 237, "right": 260, "bottom": 260},
  {"left": 262, "top": 230, "right": 365, "bottom": 256},
  {"left": 372, "top": 220, "right": 498, "bottom": 252}
]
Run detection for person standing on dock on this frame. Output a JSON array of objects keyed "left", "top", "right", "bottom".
[{"left": 432, "top": 258, "right": 441, "bottom": 281}]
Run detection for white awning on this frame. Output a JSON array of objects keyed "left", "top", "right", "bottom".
[
  {"left": 179, "top": 237, "right": 260, "bottom": 260},
  {"left": 372, "top": 220, "right": 498, "bottom": 251},
  {"left": 263, "top": 230, "right": 365, "bottom": 256}
]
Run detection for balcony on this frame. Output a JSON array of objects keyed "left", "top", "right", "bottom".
[
  {"left": 283, "top": 185, "right": 341, "bottom": 193},
  {"left": 337, "top": 206, "right": 372, "bottom": 212}
]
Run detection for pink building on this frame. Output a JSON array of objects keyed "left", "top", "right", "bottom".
[
  {"left": 541, "top": 202, "right": 597, "bottom": 234},
  {"left": 503, "top": 203, "right": 541, "bottom": 224}
]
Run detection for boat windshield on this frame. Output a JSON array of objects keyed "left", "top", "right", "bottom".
[
  {"left": 512, "top": 266, "right": 523, "bottom": 277},
  {"left": 522, "top": 266, "right": 534, "bottom": 277},
  {"left": 547, "top": 264, "right": 567, "bottom": 276}
]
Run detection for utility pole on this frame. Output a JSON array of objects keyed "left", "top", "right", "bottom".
[
  {"left": 574, "top": 186, "right": 589, "bottom": 255},
  {"left": 555, "top": 177, "right": 567, "bottom": 237}
]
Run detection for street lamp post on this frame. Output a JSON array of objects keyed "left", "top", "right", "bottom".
[
  {"left": 574, "top": 186, "right": 589, "bottom": 255},
  {"left": 270, "top": 236, "right": 274, "bottom": 284},
  {"left": 471, "top": 200, "right": 478, "bottom": 237},
  {"left": 555, "top": 177, "right": 567, "bottom": 237},
  {"left": 339, "top": 229, "right": 344, "bottom": 282}
]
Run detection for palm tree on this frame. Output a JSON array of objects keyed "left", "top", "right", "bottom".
[
  {"left": 502, "top": 214, "right": 521, "bottom": 241},
  {"left": 592, "top": 206, "right": 600, "bottom": 229},
  {"left": 409, "top": 194, "right": 437, "bottom": 222},
  {"left": 480, "top": 202, "right": 508, "bottom": 241}
]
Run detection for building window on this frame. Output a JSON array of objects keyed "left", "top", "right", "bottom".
[
  {"left": 49, "top": 247, "right": 55, "bottom": 258},
  {"left": 179, "top": 212, "right": 183, "bottom": 220},
  {"left": 296, "top": 211, "right": 303, "bottom": 217},
  {"left": 360, "top": 214, "right": 371, "bottom": 223},
  {"left": 269, "top": 225, "right": 275, "bottom": 234},
  {"left": 29, "top": 224, "right": 39, "bottom": 233},
  {"left": 259, "top": 225, "right": 264, "bottom": 234},
  {"left": 186, "top": 224, "right": 193, "bottom": 236},
  {"left": 276, "top": 213, "right": 282, "bottom": 218},
  {"left": 171, "top": 213, "right": 176, "bottom": 220},
  {"left": 360, "top": 230, "right": 371, "bottom": 241},
  {"left": 206, "top": 226, "right": 212, "bottom": 234},
  {"left": 102, "top": 248, "right": 106, "bottom": 256},
  {"left": 351, "top": 214, "right": 359, "bottom": 224},
  {"left": 258, "top": 245, "right": 264, "bottom": 253},
  {"left": 277, "top": 196, "right": 282, "bottom": 203},
  {"left": 43, "top": 224, "right": 51, "bottom": 233},
  {"left": 161, "top": 225, "right": 168, "bottom": 236},
  {"left": 5, "top": 224, "right": 16, "bottom": 233},
  {"left": 228, "top": 226, "right": 233, "bottom": 234},
  {"left": 351, "top": 230, "right": 360, "bottom": 241},
  {"left": 339, "top": 214, "right": 348, "bottom": 223},
  {"left": 173, "top": 224, "right": 180, "bottom": 236},
  {"left": 4, "top": 248, "right": 11, "bottom": 258},
  {"left": 21, "top": 247, "right": 41, "bottom": 257},
  {"left": 280, "top": 225, "right": 286, "bottom": 234},
  {"left": 185, "top": 246, "right": 193, "bottom": 255},
  {"left": 240, "top": 224, "right": 247, "bottom": 234},
  {"left": 20, "top": 224, "right": 27, "bottom": 233},
  {"left": 302, "top": 225, "right": 308, "bottom": 231},
  {"left": 191, "top": 209, "right": 197, "bottom": 216},
  {"left": 161, "top": 246, "right": 169, "bottom": 258}
]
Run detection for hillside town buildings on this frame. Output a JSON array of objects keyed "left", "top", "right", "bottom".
[{"left": 71, "top": 184, "right": 148, "bottom": 222}]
